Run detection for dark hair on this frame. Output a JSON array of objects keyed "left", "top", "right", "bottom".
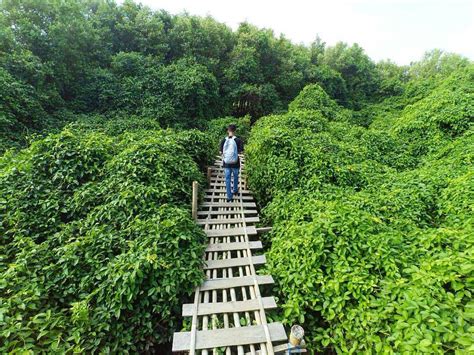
[{"left": 227, "top": 124, "right": 237, "bottom": 132}]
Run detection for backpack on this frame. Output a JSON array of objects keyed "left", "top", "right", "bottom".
[{"left": 223, "top": 137, "right": 238, "bottom": 164}]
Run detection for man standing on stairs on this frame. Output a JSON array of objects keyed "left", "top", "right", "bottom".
[{"left": 220, "top": 124, "right": 244, "bottom": 202}]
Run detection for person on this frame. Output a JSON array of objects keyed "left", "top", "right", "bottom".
[{"left": 220, "top": 124, "right": 244, "bottom": 202}]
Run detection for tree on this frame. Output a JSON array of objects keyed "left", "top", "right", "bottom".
[{"left": 322, "top": 42, "right": 379, "bottom": 108}]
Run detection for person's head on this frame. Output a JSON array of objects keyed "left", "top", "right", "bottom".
[{"left": 227, "top": 124, "right": 237, "bottom": 136}]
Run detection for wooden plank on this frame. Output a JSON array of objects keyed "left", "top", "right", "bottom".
[
  {"left": 197, "top": 209, "right": 258, "bottom": 216},
  {"left": 201, "top": 201, "right": 257, "bottom": 208},
  {"left": 204, "top": 195, "right": 254, "bottom": 201},
  {"left": 210, "top": 178, "right": 247, "bottom": 183},
  {"left": 191, "top": 181, "right": 199, "bottom": 220},
  {"left": 197, "top": 216, "right": 260, "bottom": 225},
  {"left": 204, "top": 255, "right": 265, "bottom": 269},
  {"left": 205, "top": 241, "right": 262, "bottom": 252},
  {"left": 212, "top": 183, "right": 247, "bottom": 187},
  {"left": 172, "top": 322, "right": 287, "bottom": 351},
  {"left": 200, "top": 275, "right": 274, "bottom": 291},
  {"left": 172, "top": 157, "right": 288, "bottom": 353},
  {"left": 182, "top": 296, "right": 277, "bottom": 316},
  {"left": 205, "top": 188, "right": 252, "bottom": 194},
  {"left": 257, "top": 227, "right": 273, "bottom": 234},
  {"left": 205, "top": 226, "right": 257, "bottom": 237}
]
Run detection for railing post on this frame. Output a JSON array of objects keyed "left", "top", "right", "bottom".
[
  {"left": 207, "top": 167, "right": 212, "bottom": 186},
  {"left": 192, "top": 181, "right": 199, "bottom": 220}
]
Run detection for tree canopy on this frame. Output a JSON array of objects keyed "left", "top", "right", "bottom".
[{"left": 0, "top": 0, "right": 436, "bottom": 151}]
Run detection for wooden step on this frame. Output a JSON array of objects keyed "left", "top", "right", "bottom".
[
  {"left": 201, "top": 201, "right": 257, "bottom": 208},
  {"left": 205, "top": 241, "right": 262, "bottom": 252},
  {"left": 172, "top": 157, "right": 287, "bottom": 353},
  {"left": 172, "top": 322, "right": 287, "bottom": 351},
  {"left": 197, "top": 209, "right": 258, "bottom": 216},
  {"left": 257, "top": 227, "right": 272, "bottom": 234},
  {"left": 182, "top": 296, "right": 277, "bottom": 316},
  {"left": 204, "top": 195, "right": 254, "bottom": 201},
  {"left": 197, "top": 216, "right": 260, "bottom": 225},
  {"left": 211, "top": 177, "right": 247, "bottom": 181},
  {"left": 205, "top": 226, "right": 257, "bottom": 237},
  {"left": 200, "top": 275, "right": 274, "bottom": 291},
  {"left": 205, "top": 188, "right": 252, "bottom": 194},
  {"left": 204, "top": 255, "right": 266, "bottom": 269}
]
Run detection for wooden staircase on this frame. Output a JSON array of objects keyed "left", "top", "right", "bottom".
[{"left": 172, "top": 156, "right": 287, "bottom": 354}]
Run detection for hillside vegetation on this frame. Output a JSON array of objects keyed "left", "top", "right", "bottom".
[
  {"left": 246, "top": 65, "right": 473, "bottom": 353},
  {"left": 0, "top": 127, "right": 214, "bottom": 352},
  {"left": 1, "top": 0, "right": 419, "bottom": 152},
  {"left": 1, "top": 0, "right": 473, "bottom": 353}
]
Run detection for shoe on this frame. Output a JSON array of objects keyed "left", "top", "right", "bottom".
[{"left": 226, "top": 198, "right": 233, "bottom": 203}]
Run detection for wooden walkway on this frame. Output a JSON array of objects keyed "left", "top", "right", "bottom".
[{"left": 172, "top": 156, "right": 287, "bottom": 354}]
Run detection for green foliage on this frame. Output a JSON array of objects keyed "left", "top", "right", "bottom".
[
  {"left": 0, "top": 67, "right": 48, "bottom": 150},
  {"left": 0, "top": 128, "right": 207, "bottom": 352},
  {"left": 288, "top": 84, "right": 349, "bottom": 121},
  {"left": 374, "top": 60, "right": 407, "bottom": 98},
  {"left": 321, "top": 42, "right": 379, "bottom": 108},
  {"left": 392, "top": 66, "right": 473, "bottom": 157},
  {"left": 246, "top": 67, "right": 474, "bottom": 353},
  {"left": 1, "top": 0, "right": 473, "bottom": 353},
  {"left": 0, "top": 0, "right": 408, "bottom": 150}
]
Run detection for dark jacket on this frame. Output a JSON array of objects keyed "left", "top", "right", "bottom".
[{"left": 220, "top": 136, "right": 244, "bottom": 168}]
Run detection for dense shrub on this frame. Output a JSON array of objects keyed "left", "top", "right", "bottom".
[
  {"left": 70, "top": 115, "right": 214, "bottom": 169},
  {"left": 391, "top": 65, "right": 474, "bottom": 159},
  {"left": 0, "top": 68, "right": 49, "bottom": 151},
  {"left": 0, "top": 128, "right": 207, "bottom": 352},
  {"left": 288, "top": 84, "right": 343, "bottom": 120},
  {"left": 246, "top": 71, "right": 474, "bottom": 353}
]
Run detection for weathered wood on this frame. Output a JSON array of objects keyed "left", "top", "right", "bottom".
[
  {"left": 204, "top": 194, "right": 254, "bottom": 201},
  {"left": 197, "top": 216, "right": 260, "bottom": 225},
  {"left": 172, "top": 323, "right": 287, "bottom": 351},
  {"left": 200, "top": 275, "right": 274, "bottom": 291},
  {"left": 201, "top": 201, "right": 257, "bottom": 208},
  {"left": 188, "top": 286, "right": 200, "bottom": 355},
  {"left": 173, "top": 155, "right": 285, "bottom": 353},
  {"left": 210, "top": 178, "right": 247, "bottom": 183},
  {"left": 205, "top": 226, "right": 257, "bottom": 237},
  {"left": 205, "top": 188, "right": 253, "bottom": 194},
  {"left": 211, "top": 179, "right": 247, "bottom": 184},
  {"left": 204, "top": 255, "right": 266, "bottom": 269},
  {"left": 212, "top": 182, "right": 247, "bottom": 187},
  {"left": 197, "top": 209, "right": 258, "bottom": 216},
  {"left": 257, "top": 227, "right": 273, "bottom": 234},
  {"left": 205, "top": 241, "right": 262, "bottom": 252},
  {"left": 182, "top": 296, "right": 277, "bottom": 316},
  {"left": 207, "top": 167, "right": 213, "bottom": 185},
  {"left": 191, "top": 181, "right": 199, "bottom": 220}
]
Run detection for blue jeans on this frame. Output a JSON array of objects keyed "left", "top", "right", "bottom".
[{"left": 224, "top": 167, "right": 239, "bottom": 201}]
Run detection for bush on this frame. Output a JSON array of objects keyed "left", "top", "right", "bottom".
[
  {"left": 391, "top": 66, "right": 474, "bottom": 159},
  {"left": 245, "top": 67, "right": 474, "bottom": 353},
  {"left": 288, "top": 84, "right": 350, "bottom": 121},
  {"left": 0, "top": 128, "right": 207, "bottom": 352}
]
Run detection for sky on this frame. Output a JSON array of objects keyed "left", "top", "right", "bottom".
[{"left": 130, "top": 0, "right": 474, "bottom": 65}]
